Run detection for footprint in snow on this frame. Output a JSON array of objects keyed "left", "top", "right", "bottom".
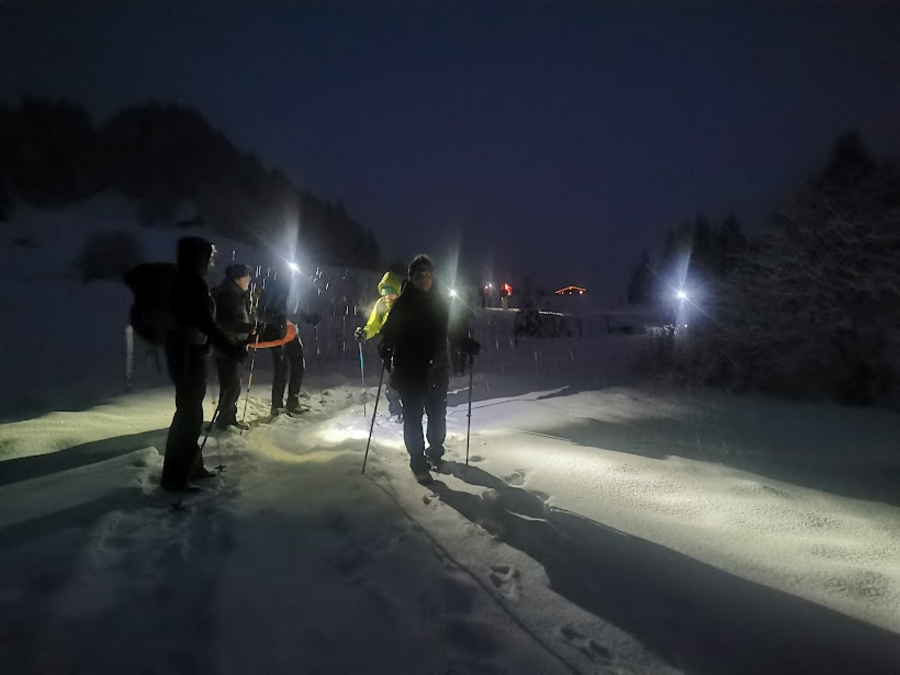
[
  {"left": 468, "top": 455, "right": 484, "bottom": 463},
  {"left": 487, "top": 564, "right": 522, "bottom": 600},
  {"left": 559, "top": 625, "right": 612, "bottom": 664},
  {"left": 503, "top": 470, "right": 526, "bottom": 486}
]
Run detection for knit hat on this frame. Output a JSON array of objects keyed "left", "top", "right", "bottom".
[
  {"left": 408, "top": 255, "right": 434, "bottom": 278},
  {"left": 225, "top": 263, "right": 252, "bottom": 281}
]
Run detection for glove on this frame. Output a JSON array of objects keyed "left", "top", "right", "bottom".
[
  {"left": 378, "top": 342, "right": 393, "bottom": 371},
  {"left": 463, "top": 338, "right": 482, "bottom": 357},
  {"left": 354, "top": 326, "right": 367, "bottom": 342}
]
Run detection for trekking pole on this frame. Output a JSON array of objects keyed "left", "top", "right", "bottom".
[
  {"left": 315, "top": 324, "right": 325, "bottom": 406},
  {"left": 358, "top": 341, "right": 367, "bottom": 417},
  {"left": 173, "top": 398, "right": 222, "bottom": 510},
  {"left": 240, "top": 268, "right": 269, "bottom": 431},
  {"left": 465, "top": 353, "right": 474, "bottom": 466},
  {"left": 125, "top": 326, "right": 134, "bottom": 392},
  {"left": 361, "top": 360, "right": 386, "bottom": 475},
  {"left": 212, "top": 398, "right": 227, "bottom": 472},
  {"left": 240, "top": 334, "right": 261, "bottom": 433}
]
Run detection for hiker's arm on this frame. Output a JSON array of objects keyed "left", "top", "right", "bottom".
[{"left": 192, "top": 282, "right": 244, "bottom": 356}]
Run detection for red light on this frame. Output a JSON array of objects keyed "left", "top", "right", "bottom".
[{"left": 501, "top": 283, "right": 513, "bottom": 295}]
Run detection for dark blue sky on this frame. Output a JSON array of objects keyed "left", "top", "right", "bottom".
[{"left": 3, "top": 1, "right": 899, "bottom": 296}]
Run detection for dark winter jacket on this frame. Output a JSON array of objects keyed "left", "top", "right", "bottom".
[
  {"left": 256, "top": 275, "right": 322, "bottom": 342},
  {"left": 168, "top": 237, "right": 237, "bottom": 355},
  {"left": 379, "top": 284, "right": 450, "bottom": 390},
  {"left": 211, "top": 279, "right": 253, "bottom": 344}
]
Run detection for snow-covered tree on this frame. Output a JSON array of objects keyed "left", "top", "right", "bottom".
[{"left": 686, "top": 133, "right": 900, "bottom": 403}]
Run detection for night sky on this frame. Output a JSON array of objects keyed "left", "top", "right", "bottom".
[{"left": 3, "top": 1, "right": 899, "bottom": 297}]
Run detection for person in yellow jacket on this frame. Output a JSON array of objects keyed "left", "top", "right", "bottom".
[
  {"left": 355, "top": 271, "right": 402, "bottom": 341},
  {"left": 355, "top": 271, "right": 403, "bottom": 417}
]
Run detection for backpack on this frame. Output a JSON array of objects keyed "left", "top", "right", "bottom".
[{"left": 123, "top": 262, "right": 179, "bottom": 345}]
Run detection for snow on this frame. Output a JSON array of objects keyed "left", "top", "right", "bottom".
[{"left": 2, "top": 203, "right": 899, "bottom": 674}]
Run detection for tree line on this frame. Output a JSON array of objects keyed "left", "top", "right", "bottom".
[
  {"left": 627, "top": 132, "right": 900, "bottom": 406},
  {"left": 0, "top": 97, "right": 381, "bottom": 268}
]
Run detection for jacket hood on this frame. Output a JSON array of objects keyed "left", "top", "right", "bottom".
[
  {"left": 378, "top": 271, "right": 403, "bottom": 297},
  {"left": 176, "top": 236, "right": 215, "bottom": 276}
]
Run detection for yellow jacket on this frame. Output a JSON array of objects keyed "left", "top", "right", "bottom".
[{"left": 360, "top": 272, "right": 403, "bottom": 340}]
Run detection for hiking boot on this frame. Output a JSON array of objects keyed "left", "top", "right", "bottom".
[
  {"left": 192, "top": 466, "right": 217, "bottom": 480},
  {"left": 217, "top": 418, "right": 249, "bottom": 431},
  {"left": 425, "top": 447, "right": 444, "bottom": 471},
  {"left": 286, "top": 396, "right": 304, "bottom": 413},
  {"left": 413, "top": 469, "right": 434, "bottom": 485}
]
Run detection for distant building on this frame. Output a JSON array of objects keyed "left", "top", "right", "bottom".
[{"left": 554, "top": 285, "right": 587, "bottom": 296}]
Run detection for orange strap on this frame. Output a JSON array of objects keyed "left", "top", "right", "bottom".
[{"left": 249, "top": 320, "right": 298, "bottom": 349}]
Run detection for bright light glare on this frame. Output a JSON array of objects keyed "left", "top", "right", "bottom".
[
  {"left": 676, "top": 290, "right": 688, "bottom": 301},
  {"left": 449, "top": 289, "right": 459, "bottom": 298},
  {"left": 288, "top": 262, "right": 300, "bottom": 273}
]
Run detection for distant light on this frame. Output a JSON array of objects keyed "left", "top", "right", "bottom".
[
  {"left": 449, "top": 289, "right": 459, "bottom": 298},
  {"left": 676, "top": 290, "right": 688, "bottom": 301},
  {"left": 288, "top": 262, "right": 300, "bottom": 273},
  {"left": 554, "top": 285, "right": 587, "bottom": 296}
]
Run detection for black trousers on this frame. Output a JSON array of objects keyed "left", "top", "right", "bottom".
[
  {"left": 385, "top": 386, "right": 402, "bottom": 417},
  {"left": 162, "top": 343, "right": 208, "bottom": 488},
  {"left": 398, "top": 379, "right": 447, "bottom": 473},
  {"left": 271, "top": 337, "right": 305, "bottom": 407},
  {"left": 215, "top": 355, "right": 244, "bottom": 424}
]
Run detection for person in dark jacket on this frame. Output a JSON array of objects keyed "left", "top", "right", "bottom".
[
  {"left": 258, "top": 274, "right": 312, "bottom": 416},
  {"left": 160, "top": 237, "right": 246, "bottom": 492},
  {"left": 211, "top": 263, "right": 255, "bottom": 431},
  {"left": 379, "top": 255, "right": 479, "bottom": 483}
]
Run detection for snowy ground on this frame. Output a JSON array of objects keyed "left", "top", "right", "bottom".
[{"left": 2, "top": 206, "right": 900, "bottom": 674}]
